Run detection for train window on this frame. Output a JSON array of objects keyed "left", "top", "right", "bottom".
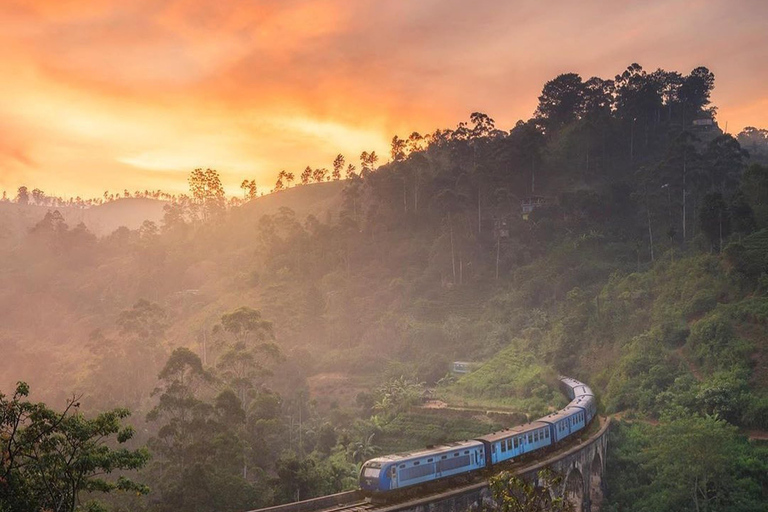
[
  {"left": 427, "top": 459, "right": 433, "bottom": 462},
  {"left": 413, "top": 461, "right": 420, "bottom": 466},
  {"left": 533, "top": 431, "right": 538, "bottom": 442},
  {"left": 500, "top": 442, "right": 506, "bottom": 453},
  {"left": 454, "top": 453, "right": 460, "bottom": 457},
  {"left": 464, "top": 450, "right": 469, "bottom": 454},
  {"left": 545, "top": 429, "right": 550, "bottom": 438},
  {"left": 442, "top": 455, "right": 447, "bottom": 459},
  {"left": 528, "top": 433, "right": 532, "bottom": 443},
  {"left": 399, "top": 464, "right": 405, "bottom": 468}
]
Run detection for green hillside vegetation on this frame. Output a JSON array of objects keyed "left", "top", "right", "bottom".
[{"left": 2, "top": 63, "right": 768, "bottom": 511}]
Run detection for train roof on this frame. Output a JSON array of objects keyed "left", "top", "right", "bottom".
[
  {"left": 559, "top": 376, "right": 585, "bottom": 388},
  {"left": 573, "top": 385, "right": 593, "bottom": 397},
  {"left": 536, "top": 408, "right": 580, "bottom": 425},
  {"left": 365, "top": 439, "right": 484, "bottom": 465},
  {"left": 476, "top": 421, "right": 550, "bottom": 442},
  {"left": 567, "top": 395, "right": 594, "bottom": 410}
]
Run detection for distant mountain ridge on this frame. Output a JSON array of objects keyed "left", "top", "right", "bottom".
[{"left": 0, "top": 181, "right": 346, "bottom": 239}]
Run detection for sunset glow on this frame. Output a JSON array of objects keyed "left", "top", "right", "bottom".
[{"left": 1, "top": 0, "right": 767, "bottom": 197}]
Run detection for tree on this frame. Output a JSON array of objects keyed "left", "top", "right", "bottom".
[
  {"left": 215, "top": 308, "right": 281, "bottom": 405},
  {"left": 301, "top": 166, "right": 313, "bottom": 185},
  {"left": 390, "top": 136, "right": 407, "bottom": 162},
  {"left": 15, "top": 186, "right": 29, "bottom": 206},
  {"left": 188, "top": 168, "right": 226, "bottom": 221},
  {"left": 679, "top": 66, "right": 716, "bottom": 121},
  {"left": 30, "top": 188, "right": 45, "bottom": 205},
  {"left": 737, "top": 127, "right": 768, "bottom": 164},
  {"left": 728, "top": 191, "right": 756, "bottom": 236},
  {"left": 146, "top": 348, "right": 214, "bottom": 470},
  {"left": 659, "top": 131, "right": 701, "bottom": 241},
  {"left": 332, "top": 154, "right": 345, "bottom": 181},
  {"left": 534, "top": 73, "right": 585, "bottom": 134},
  {"left": 642, "top": 416, "right": 741, "bottom": 512},
  {"left": 487, "top": 469, "right": 574, "bottom": 512},
  {"left": 312, "top": 168, "right": 328, "bottom": 183},
  {"left": 740, "top": 164, "right": 768, "bottom": 227},
  {"left": 1, "top": 382, "right": 149, "bottom": 512},
  {"left": 699, "top": 192, "right": 730, "bottom": 252},
  {"left": 704, "top": 135, "right": 748, "bottom": 193},
  {"left": 146, "top": 350, "right": 266, "bottom": 512},
  {"left": 360, "top": 151, "right": 379, "bottom": 177},
  {"left": 274, "top": 171, "right": 286, "bottom": 192}
]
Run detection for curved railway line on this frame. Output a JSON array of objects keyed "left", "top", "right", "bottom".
[{"left": 247, "top": 377, "right": 606, "bottom": 512}]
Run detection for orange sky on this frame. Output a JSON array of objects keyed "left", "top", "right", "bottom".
[{"left": 1, "top": 0, "right": 767, "bottom": 198}]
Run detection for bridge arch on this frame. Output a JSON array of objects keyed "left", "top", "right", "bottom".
[
  {"left": 589, "top": 451, "right": 603, "bottom": 511},
  {"left": 563, "top": 468, "right": 584, "bottom": 512}
]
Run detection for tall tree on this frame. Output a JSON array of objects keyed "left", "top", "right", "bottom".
[
  {"left": 15, "top": 186, "right": 29, "bottom": 206},
  {"left": 704, "top": 135, "right": 748, "bottom": 193},
  {"left": 188, "top": 168, "right": 226, "bottom": 221},
  {"left": 1, "top": 382, "right": 149, "bottom": 512},
  {"left": 301, "top": 166, "right": 313, "bottom": 185},
  {"left": 534, "top": 73, "right": 585, "bottom": 134},
  {"left": 332, "top": 154, "right": 345, "bottom": 181}
]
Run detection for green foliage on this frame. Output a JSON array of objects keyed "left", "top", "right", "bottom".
[
  {"left": 487, "top": 469, "right": 573, "bottom": 512},
  {"left": 605, "top": 419, "right": 768, "bottom": 512},
  {"left": 447, "top": 342, "right": 562, "bottom": 416},
  {"left": 0, "top": 382, "right": 149, "bottom": 512},
  {"left": 376, "top": 412, "right": 502, "bottom": 453}
]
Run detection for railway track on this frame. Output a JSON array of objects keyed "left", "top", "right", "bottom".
[
  {"left": 322, "top": 501, "right": 375, "bottom": 512},
  {"left": 247, "top": 416, "right": 610, "bottom": 512}
]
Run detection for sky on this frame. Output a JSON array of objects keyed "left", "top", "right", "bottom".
[{"left": 1, "top": 0, "right": 767, "bottom": 198}]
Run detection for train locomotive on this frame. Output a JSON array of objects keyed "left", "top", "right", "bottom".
[{"left": 359, "top": 376, "right": 595, "bottom": 497}]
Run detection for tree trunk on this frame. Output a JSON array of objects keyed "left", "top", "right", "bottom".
[
  {"left": 645, "top": 184, "right": 655, "bottom": 262},
  {"left": 449, "top": 216, "right": 456, "bottom": 284},
  {"left": 682, "top": 150, "right": 687, "bottom": 241},
  {"left": 477, "top": 187, "right": 482, "bottom": 234}
]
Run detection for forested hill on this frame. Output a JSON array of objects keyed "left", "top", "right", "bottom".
[{"left": 2, "top": 63, "right": 768, "bottom": 511}]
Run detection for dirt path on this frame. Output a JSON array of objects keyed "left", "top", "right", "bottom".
[{"left": 745, "top": 430, "right": 768, "bottom": 441}]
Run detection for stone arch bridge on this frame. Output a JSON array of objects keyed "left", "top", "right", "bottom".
[{"left": 397, "top": 417, "right": 611, "bottom": 512}]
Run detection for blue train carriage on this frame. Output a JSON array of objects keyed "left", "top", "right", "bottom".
[
  {"left": 359, "top": 440, "right": 486, "bottom": 495},
  {"left": 572, "top": 384, "right": 593, "bottom": 398},
  {"left": 568, "top": 394, "right": 596, "bottom": 424},
  {"left": 537, "top": 406, "right": 584, "bottom": 443},
  {"left": 476, "top": 421, "right": 552, "bottom": 465},
  {"left": 558, "top": 376, "right": 585, "bottom": 400}
]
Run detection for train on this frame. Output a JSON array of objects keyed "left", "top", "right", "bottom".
[{"left": 358, "top": 375, "right": 595, "bottom": 497}]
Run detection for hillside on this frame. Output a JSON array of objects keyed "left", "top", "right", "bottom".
[{"left": 2, "top": 64, "right": 768, "bottom": 511}]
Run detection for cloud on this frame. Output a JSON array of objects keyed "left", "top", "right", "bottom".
[{"left": 0, "top": 0, "right": 767, "bottom": 197}]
